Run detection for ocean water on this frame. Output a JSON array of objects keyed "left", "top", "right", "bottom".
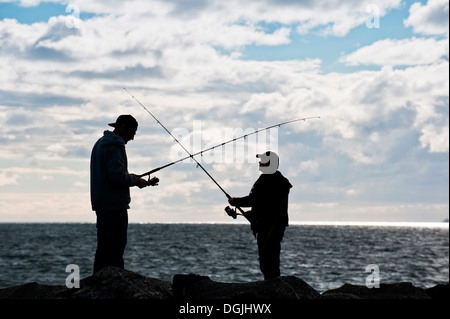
[{"left": 0, "top": 223, "right": 448, "bottom": 293}]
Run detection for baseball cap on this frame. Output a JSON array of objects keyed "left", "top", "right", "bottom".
[{"left": 108, "top": 115, "right": 138, "bottom": 129}]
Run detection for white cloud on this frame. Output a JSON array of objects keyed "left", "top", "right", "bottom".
[
  {"left": 290, "top": 202, "right": 449, "bottom": 223},
  {"left": 14, "top": 0, "right": 49, "bottom": 7},
  {"left": 340, "top": 37, "right": 449, "bottom": 66},
  {"left": 46, "top": 143, "right": 68, "bottom": 155},
  {"left": 240, "top": 61, "right": 449, "bottom": 158},
  {"left": 0, "top": 0, "right": 448, "bottom": 223},
  {"left": 404, "top": 0, "right": 449, "bottom": 36},
  {"left": 298, "top": 160, "right": 320, "bottom": 175},
  {"left": 419, "top": 124, "right": 450, "bottom": 153},
  {"left": 295, "top": 0, "right": 400, "bottom": 36},
  {"left": 0, "top": 170, "right": 19, "bottom": 186},
  {"left": 1, "top": 13, "right": 447, "bottom": 159},
  {"left": 0, "top": 192, "right": 93, "bottom": 222}
]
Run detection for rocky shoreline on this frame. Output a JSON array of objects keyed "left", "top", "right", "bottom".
[{"left": 0, "top": 266, "right": 448, "bottom": 300}]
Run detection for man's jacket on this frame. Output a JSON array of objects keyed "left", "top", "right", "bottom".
[
  {"left": 90, "top": 130, "right": 140, "bottom": 211},
  {"left": 233, "top": 171, "right": 292, "bottom": 233}
]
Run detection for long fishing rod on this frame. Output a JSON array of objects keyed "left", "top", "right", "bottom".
[
  {"left": 137, "top": 116, "right": 320, "bottom": 178},
  {"left": 123, "top": 87, "right": 248, "bottom": 218}
]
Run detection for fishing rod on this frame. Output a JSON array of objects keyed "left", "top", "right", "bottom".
[
  {"left": 123, "top": 87, "right": 248, "bottom": 218},
  {"left": 137, "top": 116, "right": 320, "bottom": 178}
]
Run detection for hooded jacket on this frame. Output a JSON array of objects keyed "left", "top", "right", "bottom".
[
  {"left": 233, "top": 171, "right": 292, "bottom": 233},
  {"left": 90, "top": 130, "right": 140, "bottom": 211}
]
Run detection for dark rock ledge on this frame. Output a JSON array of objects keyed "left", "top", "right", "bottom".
[{"left": 0, "top": 266, "right": 448, "bottom": 300}]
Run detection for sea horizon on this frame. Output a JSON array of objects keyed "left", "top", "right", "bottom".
[
  {"left": 0, "top": 220, "right": 448, "bottom": 228},
  {"left": 0, "top": 223, "right": 448, "bottom": 291}
]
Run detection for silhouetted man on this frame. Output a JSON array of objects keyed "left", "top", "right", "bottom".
[
  {"left": 228, "top": 151, "right": 292, "bottom": 280},
  {"left": 90, "top": 114, "right": 159, "bottom": 274}
]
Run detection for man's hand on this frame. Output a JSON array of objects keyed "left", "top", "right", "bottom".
[
  {"left": 137, "top": 178, "right": 148, "bottom": 189},
  {"left": 132, "top": 174, "right": 159, "bottom": 188},
  {"left": 228, "top": 197, "right": 236, "bottom": 206},
  {"left": 131, "top": 174, "right": 148, "bottom": 188}
]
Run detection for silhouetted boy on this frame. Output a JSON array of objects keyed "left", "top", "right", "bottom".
[{"left": 228, "top": 151, "right": 292, "bottom": 280}]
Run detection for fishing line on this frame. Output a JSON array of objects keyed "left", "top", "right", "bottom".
[
  {"left": 123, "top": 88, "right": 239, "bottom": 205},
  {"left": 137, "top": 117, "right": 320, "bottom": 178},
  {"left": 123, "top": 88, "right": 320, "bottom": 219}
]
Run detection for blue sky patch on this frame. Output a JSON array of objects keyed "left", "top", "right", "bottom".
[{"left": 0, "top": 2, "right": 96, "bottom": 24}]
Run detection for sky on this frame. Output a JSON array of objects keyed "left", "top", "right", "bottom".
[{"left": 0, "top": 0, "right": 448, "bottom": 223}]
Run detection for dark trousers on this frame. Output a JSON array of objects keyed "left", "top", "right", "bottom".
[
  {"left": 256, "top": 227, "right": 285, "bottom": 280},
  {"left": 93, "top": 209, "right": 128, "bottom": 274}
]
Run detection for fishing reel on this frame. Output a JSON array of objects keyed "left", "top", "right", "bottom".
[
  {"left": 148, "top": 176, "right": 159, "bottom": 186},
  {"left": 224, "top": 206, "right": 237, "bottom": 219}
]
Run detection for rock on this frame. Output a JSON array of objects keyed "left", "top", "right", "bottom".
[
  {"left": 0, "top": 282, "right": 66, "bottom": 299},
  {"left": 321, "top": 282, "right": 431, "bottom": 299},
  {"left": 0, "top": 266, "right": 172, "bottom": 299},
  {"left": 1, "top": 267, "right": 446, "bottom": 300},
  {"left": 173, "top": 274, "right": 212, "bottom": 299},
  {"left": 63, "top": 266, "right": 173, "bottom": 299},
  {"left": 425, "top": 283, "right": 449, "bottom": 300},
  {"left": 173, "top": 275, "right": 321, "bottom": 300}
]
